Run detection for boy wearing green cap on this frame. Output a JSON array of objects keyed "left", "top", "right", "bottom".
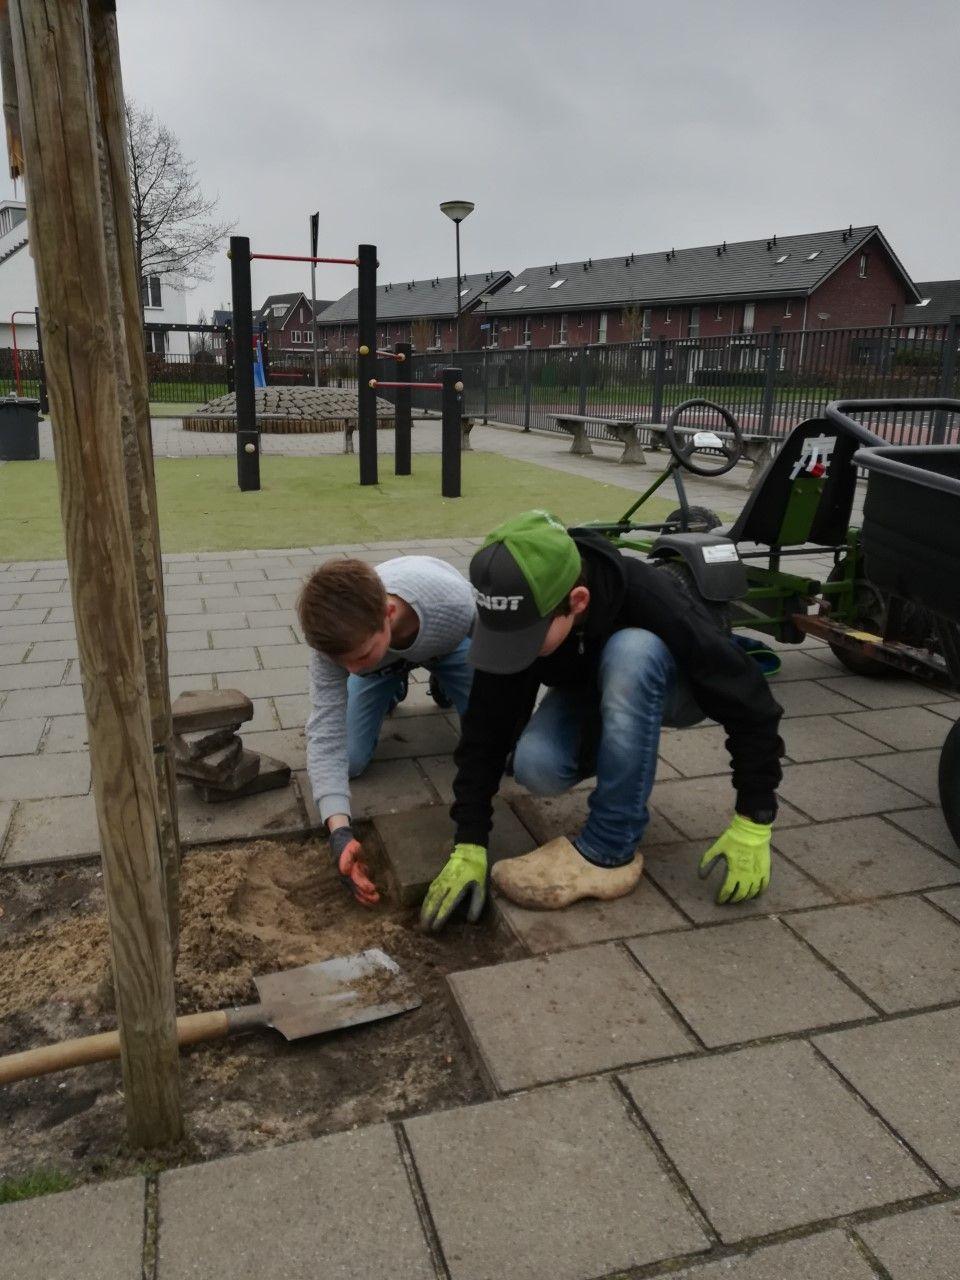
[{"left": 421, "top": 510, "right": 784, "bottom": 929}]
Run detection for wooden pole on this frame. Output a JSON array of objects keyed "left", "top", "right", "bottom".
[
  {"left": 89, "top": 0, "right": 181, "bottom": 950},
  {"left": 8, "top": 0, "right": 181, "bottom": 1147},
  {"left": 0, "top": 1, "right": 23, "bottom": 180}
]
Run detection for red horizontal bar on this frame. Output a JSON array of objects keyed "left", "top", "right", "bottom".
[
  {"left": 372, "top": 381, "right": 443, "bottom": 390},
  {"left": 249, "top": 252, "right": 358, "bottom": 266},
  {"left": 375, "top": 349, "right": 405, "bottom": 359}
]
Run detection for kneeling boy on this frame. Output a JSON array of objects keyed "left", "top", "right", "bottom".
[
  {"left": 421, "top": 511, "right": 783, "bottom": 930},
  {"left": 298, "top": 555, "right": 475, "bottom": 905}
]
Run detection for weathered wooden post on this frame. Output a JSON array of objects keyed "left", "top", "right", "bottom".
[
  {"left": 8, "top": 0, "right": 182, "bottom": 1146},
  {"left": 89, "top": 0, "right": 181, "bottom": 948}
]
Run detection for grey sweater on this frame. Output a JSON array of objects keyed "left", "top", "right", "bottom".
[{"left": 306, "top": 556, "right": 476, "bottom": 823}]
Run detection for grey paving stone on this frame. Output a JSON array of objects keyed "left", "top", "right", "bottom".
[
  {"left": 199, "top": 568, "right": 268, "bottom": 583},
  {"left": 211, "top": 626, "right": 294, "bottom": 648},
  {"left": 167, "top": 610, "right": 246, "bottom": 631},
  {"left": 857, "top": 1200, "right": 960, "bottom": 1278},
  {"left": 176, "top": 778, "right": 303, "bottom": 844},
  {"left": 864, "top": 749, "right": 941, "bottom": 804},
  {"left": 0, "top": 659, "right": 67, "bottom": 690},
  {"left": 769, "top": 680, "right": 865, "bottom": 718},
  {"left": 167, "top": 580, "right": 240, "bottom": 599},
  {"left": 228, "top": 667, "right": 306, "bottom": 698},
  {"left": 0, "top": 1176, "right": 144, "bottom": 1280},
  {"left": 0, "top": 617, "right": 66, "bottom": 638},
  {"left": 0, "top": 800, "right": 13, "bottom": 857},
  {"left": 886, "top": 806, "right": 959, "bottom": 860},
  {"left": 169, "top": 674, "right": 214, "bottom": 699},
  {"left": 376, "top": 798, "right": 533, "bottom": 905},
  {"left": 927, "top": 885, "right": 960, "bottom": 922},
  {"left": 816, "top": 1006, "right": 960, "bottom": 1183},
  {"left": 780, "top": 713, "right": 891, "bottom": 762},
  {"left": 512, "top": 788, "right": 683, "bottom": 846},
  {"left": 158, "top": 1125, "right": 433, "bottom": 1280},
  {"left": 928, "top": 700, "right": 960, "bottom": 721},
  {"left": 630, "top": 917, "right": 871, "bottom": 1046},
  {"left": 257, "top": 642, "right": 308, "bottom": 669},
  {"left": 496, "top": 876, "right": 688, "bottom": 953},
  {"left": 777, "top": 759, "right": 929, "bottom": 820},
  {"left": 412, "top": 751, "right": 458, "bottom": 803},
  {"left": 838, "top": 705, "right": 955, "bottom": 751},
  {"left": 16, "top": 593, "right": 72, "bottom": 611},
  {"left": 0, "top": 641, "right": 28, "bottom": 664},
  {"left": 168, "top": 646, "right": 259, "bottom": 676},
  {"left": 0, "top": 750, "right": 90, "bottom": 801},
  {"left": 273, "top": 692, "right": 309, "bottom": 728},
  {"left": 247, "top": 609, "right": 294, "bottom": 630},
  {"left": 246, "top": 698, "right": 280, "bottom": 732},
  {"left": 373, "top": 712, "right": 459, "bottom": 759},
  {"left": 243, "top": 727, "right": 306, "bottom": 770},
  {"left": 165, "top": 630, "right": 211, "bottom": 653},
  {"left": 405, "top": 1081, "right": 707, "bottom": 1280},
  {"left": 670, "top": 1232, "right": 877, "bottom": 1280},
  {"left": 449, "top": 943, "right": 694, "bottom": 1091},
  {"left": 643, "top": 840, "right": 833, "bottom": 923},
  {"left": 623, "top": 1040, "right": 934, "bottom": 1242},
  {"left": 204, "top": 593, "right": 280, "bottom": 614},
  {"left": 657, "top": 724, "right": 731, "bottom": 777},
  {"left": 650, "top": 775, "right": 808, "bottom": 839},
  {"left": 819, "top": 675, "right": 956, "bottom": 709},
  {"left": 298, "top": 758, "right": 435, "bottom": 823},
  {"left": 789, "top": 897, "right": 960, "bottom": 1012},
  {"left": 0, "top": 578, "right": 66, "bottom": 596},
  {"left": 0, "top": 715, "right": 45, "bottom": 755},
  {"left": 3, "top": 793, "right": 100, "bottom": 863},
  {"left": 44, "top": 604, "right": 76, "bottom": 621},
  {"left": 162, "top": 570, "right": 202, "bottom": 586},
  {"left": 773, "top": 816, "right": 960, "bottom": 899}
]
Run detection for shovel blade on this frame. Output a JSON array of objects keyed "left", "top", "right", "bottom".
[{"left": 252, "top": 948, "right": 421, "bottom": 1040}]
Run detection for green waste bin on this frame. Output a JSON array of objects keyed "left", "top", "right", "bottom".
[{"left": 0, "top": 396, "right": 40, "bottom": 460}]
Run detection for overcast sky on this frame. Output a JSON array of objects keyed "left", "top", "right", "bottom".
[{"left": 7, "top": 0, "right": 958, "bottom": 317}]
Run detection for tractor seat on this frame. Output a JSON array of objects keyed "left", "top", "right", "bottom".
[{"left": 728, "top": 416, "right": 879, "bottom": 549}]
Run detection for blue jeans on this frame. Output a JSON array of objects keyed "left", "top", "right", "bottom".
[
  {"left": 347, "top": 636, "right": 473, "bottom": 777},
  {"left": 512, "top": 628, "right": 703, "bottom": 866}
]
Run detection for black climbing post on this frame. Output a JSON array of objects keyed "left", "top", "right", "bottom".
[
  {"left": 441, "top": 367, "right": 463, "bottom": 498},
  {"left": 394, "top": 341, "right": 412, "bottom": 476},
  {"left": 357, "top": 243, "right": 378, "bottom": 485},
  {"left": 229, "top": 235, "right": 260, "bottom": 492}
]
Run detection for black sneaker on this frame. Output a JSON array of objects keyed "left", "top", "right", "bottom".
[
  {"left": 388, "top": 671, "right": 409, "bottom": 715},
  {"left": 428, "top": 673, "right": 453, "bottom": 709}
]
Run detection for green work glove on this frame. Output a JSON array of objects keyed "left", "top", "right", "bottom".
[
  {"left": 420, "top": 844, "right": 487, "bottom": 932},
  {"left": 699, "top": 814, "right": 772, "bottom": 904}
]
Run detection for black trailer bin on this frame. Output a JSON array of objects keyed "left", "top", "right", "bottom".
[{"left": 0, "top": 395, "right": 40, "bottom": 461}]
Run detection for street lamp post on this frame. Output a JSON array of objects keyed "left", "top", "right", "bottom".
[{"left": 440, "top": 200, "right": 474, "bottom": 353}]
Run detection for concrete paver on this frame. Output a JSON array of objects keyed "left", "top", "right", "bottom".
[
  {"left": 495, "top": 876, "right": 688, "bottom": 953},
  {"left": 788, "top": 897, "right": 960, "bottom": 1013},
  {"left": 2, "top": 793, "right": 100, "bottom": 863},
  {"left": 816, "top": 1006, "right": 960, "bottom": 1183},
  {"left": 622, "top": 1041, "right": 935, "bottom": 1242},
  {"left": 864, "top": 749, "right": 941, "bottom": 804},
  {"left": 642, "top": 839, "right": 833, "bottom": 922},
  {"left": 448, "top": 942, "right": 693, "bottom": 1091},
  {"left": 778, "top": 713, "right": 891, "bottom": 762},
  {"left": 777, "top": 759, "right": 926, "bottom": 821},
  {"left": 0, "top": 1177, "right": 144, "bottom": 1280},
  {"left": 0, "top": 751, "right": 90, "bottom": 802},
  {"left": 766, "top": 679, "right": 865, "bottom": 718},
  {"left": 511, "top": 787, "right": 681, "bottom": 846},
  {"left": 372, "top": 712, "right": 460, "bottom": 760},
  {"left": 650, "top": 775, "right": 809, "bottom": 837},
  {"left": 927, "top": 885, "right": 960, "bottom": 921},
  {"left": 819, "top": 675, "right": 957, "bottom": 710},
  {"left": 158, "top": 1126, "right": 434, "bottom": 1280},
  {"left": 0, "top": 799, "right": 13, "bottom": 857},
  {"left": 838, "top": 705, "right": 956, "bottom": 751},
  {"left": 670, "top": 1232, "right": 878, "bottom": 1280},
  {"left": 772, "top": 816, "right": 960, "bottom": 899},
  {"left": 0, "top": 716, "right": 45, "bottom": 756},
  {"left": 630, "top": 918, "right": 871, "bottom": 1046},
  {"left": 404, "top": 1081, "right": 708, "bottom": 1280},
  {"left": 176, "top": 779, "right": 304, "bottom": 844},
  {"left": 0, "top": 659, "right": 67, "bottom": 690},
  {"left": 856, "top": 1200, "right": 960, "bottom": 1279},
  {"left": 886, "top": 806, "right": 959, "bottom": 861},
  {"left": 298, "top": 758, "right": 436, "bottom": 825}
]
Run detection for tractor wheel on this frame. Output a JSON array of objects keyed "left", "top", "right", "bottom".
[
  {"left": 938, "top": 718, "right": 960, "bottom": 854},
  {"left": 822, "top": 563, "right": 892, "bottom": 678},
  {"left": 665, "top": 505, "right": 722, "bottom": 533},
  {"left": 654, "top": 558, "right": 732, "bottom": 634}
]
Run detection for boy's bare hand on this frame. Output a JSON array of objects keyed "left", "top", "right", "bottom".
[{"left": 329, "top": 825, "right": 379, "bottom": 907}]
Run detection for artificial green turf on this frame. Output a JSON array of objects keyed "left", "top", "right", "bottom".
[{"left": 0, "top": 453, "right": 675, "bottom": 559}]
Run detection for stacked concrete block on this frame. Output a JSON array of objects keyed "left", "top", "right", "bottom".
[
  {"left": 182, "top": 387, "right": 396, "bottom": 435},
  {"left": 171, "top": 689, "right": 291, "bottom": 802}
]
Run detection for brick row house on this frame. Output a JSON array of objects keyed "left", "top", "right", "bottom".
[
  {"left": 255, "top": 292, "right": 333, "bottom": 356},
  {"left": 484, "top": 227, "right": 919, "bottom": 361},
  {"left": 897, "top": 279, "right": 960, "bottom": 341},
  {"left": 316, "top": 271, "right": 512, "bottom": 352}
]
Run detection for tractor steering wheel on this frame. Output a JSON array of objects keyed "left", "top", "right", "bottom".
[{"left": 665, "top": 399, "right": 744, "bottom": 477}]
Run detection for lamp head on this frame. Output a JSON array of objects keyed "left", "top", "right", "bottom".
[{"left": 440, "top": 200, "right": 475, "bottom": 224}]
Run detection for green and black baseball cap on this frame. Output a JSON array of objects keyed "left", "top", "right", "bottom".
[{"left": 468, "top": 510, "right": 582, "bottom": 674}]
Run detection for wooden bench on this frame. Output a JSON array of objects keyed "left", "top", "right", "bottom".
[
  {"left": 645, "top": 424, "right": 778, "bottom": 487},
  {"left": 550, "top": 414, "right": 645, "bottom": 464}
]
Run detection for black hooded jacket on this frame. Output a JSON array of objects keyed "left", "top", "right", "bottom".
[{"left": 451, "top": 528, "right": 784, "bottom": 847}]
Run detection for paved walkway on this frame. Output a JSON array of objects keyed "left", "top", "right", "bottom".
[{"left": 2, "top": 424, "right": 957, "bottom": 1279}]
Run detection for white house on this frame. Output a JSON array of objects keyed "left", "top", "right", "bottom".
[{"left": 0, "top": 197, "right": 190, "bottom": 355}]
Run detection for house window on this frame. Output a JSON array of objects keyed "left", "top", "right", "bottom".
[
  {"left": 688, "top": 306, "right": 700, "bottom": 338},
  {"left": 859, "top": 253, "right": 869, "bottom": 278},
  {"left": 290, "top": 330, "right": 301, "bottom": 343},
  {"left": 806, "top": 250, "right": 821, "bottom": 261},
  {"left": 304, "top": 329, "right": 314, "bottom": 344},
  {"left": 597, "top": 312, "right": 608, "bottom": 343},
  {"left": 145, "top": 329, "right": 166, "bottom": 355},
  {"left": 512, "top": 283, "right": 527, "bottom": 293},
  {"left": 742, "top": 302, "right": 756, "bottom": 333},
  {"left": 548, "top": 278, "right": 566, "bottom": 290},
  {"left": 487, "top": 319, "right": 499, "bottom": 348},
  {"left": 715, "top": 304, "right": 723, "bottom": 321},
  {"left": 299, "top": 307, "right": 305, "bottom": 323},
  {"left": 272, "top": 304, "right": 286, "bottom": 317},
  {"left": 665, "top": 308, "right": 672, "bottom": 324},
  {"left": 557, "top": 314, "right": 568, "bottom": 344},
  {"left": 776, "top": 254, "right": 789, "bottom": 264},
  {"left": 140, "top": 275, "right": 162, "bottom": 309},
  {"left": 433, "top": 320, "right": 442, "bottom": 348},
  {"left": 784, "top": 300, "right": 792, "bottom": 317},
  {"left": 642, "top": 308, "right": 651, "bottom": 340},
  {"left": 523, "top": 316, "right": 532, "bottom": 345}
]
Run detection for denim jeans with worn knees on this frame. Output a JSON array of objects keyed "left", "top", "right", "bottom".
[{"left": 512, "top": 628, "right": 702, "bottom": 867}]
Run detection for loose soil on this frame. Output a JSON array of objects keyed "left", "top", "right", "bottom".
[{"left": 0, "top": 832, "right": 519, "bottom": 1186}]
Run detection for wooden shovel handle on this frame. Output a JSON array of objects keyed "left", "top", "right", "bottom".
[{"left": 0, "top": 1010, "right": 230, "bottom": 1086}]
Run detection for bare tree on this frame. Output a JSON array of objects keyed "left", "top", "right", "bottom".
[
  {"left": 622, "top": 306, "right": 645, "bottom": 342},
  {"left": 125, "top": 99, "right": 233, "bottom": 290},
  {"left": 190, "top": 307, "right": 213, "bottom": 360}
]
